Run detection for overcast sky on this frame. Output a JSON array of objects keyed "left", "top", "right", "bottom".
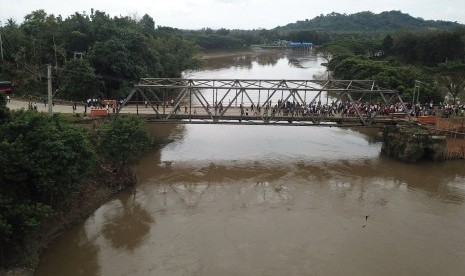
[{"left": 1, "top": 0, "right": 465, "bottom": 30}]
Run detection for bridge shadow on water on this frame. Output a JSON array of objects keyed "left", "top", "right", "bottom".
[{"left": 137, "top": 123, "right": 465, "bottom": 206}]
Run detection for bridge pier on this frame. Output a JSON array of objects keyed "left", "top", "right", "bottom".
[{"left": 382, "top": 124, "right": 446, "bottom": 162}]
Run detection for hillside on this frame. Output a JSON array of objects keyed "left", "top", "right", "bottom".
[{"left": 275, "top": 10, "right": 464, "bottom": 32}]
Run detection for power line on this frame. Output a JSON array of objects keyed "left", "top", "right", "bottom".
[
  {"left": 2, "top": 34, "right": 144, "bottom": 92},
  {"left": 2, "top": 37, "right": 44, "bottom": 77},
  {"left": 2, "top": 35, "right": 47, "bottom": 77}
]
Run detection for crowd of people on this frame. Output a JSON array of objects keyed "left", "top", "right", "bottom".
[
  {"left": 80, "top": 96, "right": 465, "bottom": 119},
  {"left": 237, "top": 100, "right": 408, "bottom": 118},
  {"left": 233, "top": 99, "right": 465, "bottom": 118}
]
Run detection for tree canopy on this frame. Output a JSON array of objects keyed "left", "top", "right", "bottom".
[
  {"left": 0, "top": 10, "right": 201, "bottom": 100},
  {"left": 0, "top": 109, "right": 96, "bottom": 264},
  {"left": 277, "top": 11, "right": 463, "bottom": 33},
  {"left": 97, "top": 115, "right": 153, "bottom": 169},
  {"left": 435, "top": 62, "right": 465, "bottom": 104}
]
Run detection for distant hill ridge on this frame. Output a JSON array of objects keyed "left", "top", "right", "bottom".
[{"left": 275, "top": 10, "right": 464, "bottom": 32}]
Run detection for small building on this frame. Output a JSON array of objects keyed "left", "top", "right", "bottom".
[{"left": 288, "top": 42, "right": 313, "bottom": 51}]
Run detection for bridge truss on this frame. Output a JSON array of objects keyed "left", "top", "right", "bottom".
[{"left": 117, "top": 78, "right": 412, "bottom": 126}]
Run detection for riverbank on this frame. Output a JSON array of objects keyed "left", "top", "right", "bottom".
[
  {"left": 0, "top": 102, "right": 153, "bottom": 274},
  {"left": 0, "top": 166, "right": 136, "bottom": 276},
  {"left": 197, "top": 47, "right": 285, "bottom": 60}
]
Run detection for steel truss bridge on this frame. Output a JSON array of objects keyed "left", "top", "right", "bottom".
[{"left": 116, "top": 78, "right": 412, "bottom": 126}]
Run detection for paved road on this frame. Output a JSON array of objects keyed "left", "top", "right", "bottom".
[
  {"left": 4, "top": 98, "right": 409, "bottom": 126},
  {"left": 4, "top": 98, "right": 255, "bottom": 117},
  {"left": 6, "top": 99, "right": 87, "bottom": 114}
]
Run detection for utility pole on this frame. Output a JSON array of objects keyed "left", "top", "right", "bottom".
[
  {"left": 414, "top": 80, "right": 421, "bottom": 104},
  {"left": 47, "top": 64, "right": 53, "bottom": 115}
]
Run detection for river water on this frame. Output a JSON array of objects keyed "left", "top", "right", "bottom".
[{"left": 36, "top": 50, "right": 465, "bottom": 276}]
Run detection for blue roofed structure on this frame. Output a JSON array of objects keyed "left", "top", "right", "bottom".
[{"left": 288, "top": 42, "right": 313, "bottom": 47}]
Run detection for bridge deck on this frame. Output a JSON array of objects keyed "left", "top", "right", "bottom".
[
  {"left": 117, "top": 105, "right": 403, "bottom": 126},
  {"left": 116, "top": 78, "right": 412, "bottom": 126}
]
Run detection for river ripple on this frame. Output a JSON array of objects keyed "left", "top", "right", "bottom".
[{"left": 35, "top": 50, "right": 465, "bottom": 276}]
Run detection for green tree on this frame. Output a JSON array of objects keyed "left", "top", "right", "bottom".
[
  {"left": 60, "top": 59, "right": 99, "bottom": 101},
  {"left": 0, "top": 110, "right": 95, "bottom": 265},
  {"left": 319, "top": 43, "right": 353, "bottom": 64},
  {"left": 0, "top": 195, "right": 52, "bottom": 264},
  {"left": 0, "top": 93, "right": 9, "bottom": 122},
  {"left": 97, "top": 115, "right": 153, "bottom": 169},
  {"left": 1, "top": 9, "right": 200, "bottom": 100},
  {"left": 138, "top": 14, "right": 156, "bottom": 35},
  {"left": 0, "top": 111, "right": 96, "bottom": 206},
  {"left": 258, "top": 29, "right": 279, "bottom": 44},
  {"left": 329, "top": 55, "right": 420, "bottom": 94},
  {"left": 392, "top": 31, "right": 418, "bottom": 64},
  {"left": 435, "top": 61, "right": 465, "bottom": 104},
  {"left": 21, "top": 10, "right": 62, "bottom": 66},
  {"left": 154, "top": 36, "right": 200, "bottom": 77},
  {"left": 60, "top": 12, "right": 92, "bottom": 53},
  {"left": 382, "top": 35, "right": 393, "bottom": 55},
  {"left": 216, "top": 28, "right": 230, "bottom": 36},
  {"left": 286, "top": 30, "right": 321, "bottom": 43}
]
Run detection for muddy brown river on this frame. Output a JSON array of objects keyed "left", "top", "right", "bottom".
[{"left": 35, "top": 50, "right": 465, "bottom": 275}]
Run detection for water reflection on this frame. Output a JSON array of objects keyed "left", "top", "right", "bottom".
[
  {"left": 145, "top": 123, "right": 187, "bottom": 146},
  {"left": 153, "top": 125, "right": 382, "bottom": 164},
  {"left": 184, "top": 49, "right": 326, "bottom": 80},
  {"left": 200, "top": 50, "right": 285, "bottom": 70},
  {"left": 37, "top": 133, "right": 465, "bottom": 271},
  {"left": 255, "top": 54, "right": 281, "bottom": 66},
  {"left": 139, "top": 161, "right": 465, "bottom": 208},
  {"left": 170, "top": 183, "right": 212, "bottom": 208},
  {"left": 127, "top": 158, "right": 465, "bottom": 276},
  {"left": 253, "top": 181, "right": 291, "bottom": 205},
  {"left": 101, "top": 192, "right": 154, "bottom": 252},
  {"left": 138, "top": 123, "right": 465, "bottom": 205},
  {"left": 36, "top": 50, "right": 465, "bottom": 276}
]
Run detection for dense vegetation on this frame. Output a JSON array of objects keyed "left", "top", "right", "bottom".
[
  {"left": 277, "top": 11, "right": 462, "bottom": 33},
  {"left": 178, "top": 10, "right": 464, "bottom": 51},
  {"left": 320, "top": 28, "right": 465, "bottom": 104},
  {"left": 178, "top": 28, "right": 332, "bottom": 50},
  {"left": 0, "top": 94, "right": 153, "bottom": 267},
  {"left": 0, "top": 9, "right": 200, "bottom": 100},
  {"left": 276, "top": 11, "right": 465, "bottom": 104},
  {"left": 1, "top": 9, "right": 464, "bottom": 101}
]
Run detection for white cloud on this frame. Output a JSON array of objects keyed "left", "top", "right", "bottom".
[{"left": 1, "top": 0, "right": 464, "bottom": 29}]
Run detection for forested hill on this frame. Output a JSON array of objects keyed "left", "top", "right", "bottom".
[{"left": 275, "top": 10, "right": 463, "bottom": 32}]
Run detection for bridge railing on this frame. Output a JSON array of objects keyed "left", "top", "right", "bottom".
[{"left": 116, "top": 78, "right": 412, "bottom": 126}]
